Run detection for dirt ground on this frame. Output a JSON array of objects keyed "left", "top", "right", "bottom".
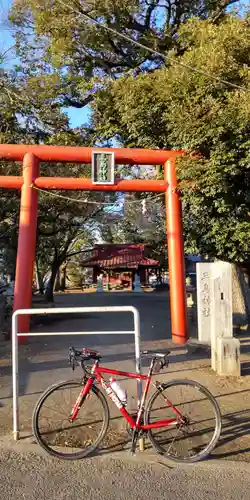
[{"left": 1, "top": 292, "right": 250, "bottom": 462}]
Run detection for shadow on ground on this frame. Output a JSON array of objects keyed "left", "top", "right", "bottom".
[
  {"left": 214, "top": 408, "right": 250, "bottom": 459},
  {"left": 1, "top": 344, "right": 210, "bottom": 398}
]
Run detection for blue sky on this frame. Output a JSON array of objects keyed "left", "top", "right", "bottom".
[{"left": 0, "top": 0, "right": 90, "bottom": 128}]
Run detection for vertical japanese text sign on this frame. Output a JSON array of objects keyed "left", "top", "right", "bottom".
[
  {"left": 92, "top": 151, "right": 115, "bottom": 185},
  {"left": 197, "top": 263, "right": 213, "bottom": 344}
]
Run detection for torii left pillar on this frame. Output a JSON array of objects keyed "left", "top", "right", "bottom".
[{"left": 13, "top": 153, "right": 39, "bottom": 344}]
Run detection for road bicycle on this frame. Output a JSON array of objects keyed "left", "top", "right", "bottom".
[{"left": 32, "top": 347, "right": 222, "bottom": 463}]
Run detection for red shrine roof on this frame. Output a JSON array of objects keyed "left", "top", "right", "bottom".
[{"left": 81, "top": 244, "right": 159, "bottom": 269}]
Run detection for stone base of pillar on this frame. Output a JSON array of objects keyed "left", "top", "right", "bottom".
[{"left": 216, "top": 337, "right": 241, "bottom": 377}]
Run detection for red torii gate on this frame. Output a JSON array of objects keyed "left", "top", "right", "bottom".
[{"left": 0, "top": 144, "right": 188, "bottom": 345}]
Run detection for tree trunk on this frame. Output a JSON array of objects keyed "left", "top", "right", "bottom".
[
  {"left": 232, "top": 263, "right": 250, "bottom": 330},
  {"left": 35, "top": 258, "right": 44, "bottom": 294},
  {"left": 60, "top": 265, "right": 67, "bottom": 291},
  {"left": 54, "top": 269, "right": 61, "bottom": 292},
  {"left": 45, "top": 259, "right": 60, "bottom": 302}
]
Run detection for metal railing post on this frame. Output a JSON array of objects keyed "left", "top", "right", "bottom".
[
  {"left": 131, "top": 307, "right": 142, "bottom": 405},
  {"left": 12, "top": 312, "right": 19, "bottom": 440},
  {"left": 132, "top": 306, "right": 145, "bottom": 452},
  {"left": 12, "top": 306, "right": 142, "bottom": 447}
]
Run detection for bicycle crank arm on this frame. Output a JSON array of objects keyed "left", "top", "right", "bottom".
[{"left": 130, "top": 429, "right": 139, "bottom": 454}]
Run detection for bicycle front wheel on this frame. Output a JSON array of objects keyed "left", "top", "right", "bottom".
[
  {"left": 145, "top": 379, "right": 221, "bottom": 463},
  {"left": 32, "top": 380, "right": 109, "bottom": 460}
]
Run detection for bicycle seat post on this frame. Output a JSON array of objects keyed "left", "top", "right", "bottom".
[{"left": 146, "top": 356, "right": 156, "bottom": 379}]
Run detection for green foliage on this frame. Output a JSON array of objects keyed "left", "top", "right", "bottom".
[
  {"left": 0, "top": 65, "right": 108, "bottom": 291},
  {"left": 92, "top": 15, "right": 250, "bottom": 262},
  {"left": 3, "top": 2, "right": 249, "bottom": 271},
  {"left": 9, "top": 0, "right": 239, "bottom": 111}
]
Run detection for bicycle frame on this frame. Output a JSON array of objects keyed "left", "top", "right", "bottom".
[{"left": 70, "top": 360, "right": 184, "bottom": 430}]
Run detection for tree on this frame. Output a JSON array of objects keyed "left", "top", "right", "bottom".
[
  {"left": 34, "top": 131, "right": 120, "bottom": 300},
  {"left": 0, "top": 66, "right": 110, "bottom": 296},
  {"left": 99, "top": 171, "right": 167, "bottom": 264},
  {"left": 90, "top": 14, "right": 250, "bottom": 265},
  {"left": 9, "top": 0, "right": 240, "bottom": 114},
  {"left": 36, "top": 189, "right": 106, "bottom": 301},
  {"left": 0, "top": 67, "right": 37, "bottom": 283},
  {"left": 5, "top": 2, "right": 250, "bottom": 276}
]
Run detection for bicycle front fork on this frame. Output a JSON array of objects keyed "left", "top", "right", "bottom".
[{"left": 69, "top": 377, "right": 94, "bottom": 421}]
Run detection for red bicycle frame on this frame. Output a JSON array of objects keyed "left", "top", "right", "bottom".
[{"left": 70, "top": 361, "right": 184, "bottom": 430}]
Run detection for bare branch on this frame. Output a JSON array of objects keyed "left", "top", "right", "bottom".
[
  {"left": 211, "top": 0, "right": 240, "bottom": 22},
  {"left": 61, "top": 94, "right": 94, "bottom": 108}
]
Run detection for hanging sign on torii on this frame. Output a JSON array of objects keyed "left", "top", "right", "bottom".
[{"left": 92, "top": 151, "right": 115, "bottom": 184}]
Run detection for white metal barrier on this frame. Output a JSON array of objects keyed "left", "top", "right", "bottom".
[{"left": 12, "top": 306, "right": 142, "bottom": 441}]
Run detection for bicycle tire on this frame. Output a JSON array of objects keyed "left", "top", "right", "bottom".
[
  {"left": 32, "top": 380, "right": 110, "bottom": 460},
  {"left": 144, "top": 379, "right": 221, "bottom": 463}
]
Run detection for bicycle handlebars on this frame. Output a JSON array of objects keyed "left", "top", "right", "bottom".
[{"left": 68, "top": 346, "right": 170, "bottom": 373}]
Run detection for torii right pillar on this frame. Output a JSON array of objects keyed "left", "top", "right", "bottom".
[{"left": 165, "top": 159, "right": 188, "bottom": 345}]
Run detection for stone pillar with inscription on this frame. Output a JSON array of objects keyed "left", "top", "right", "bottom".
[
  {"left": 196, "top": 263, "right": 214, "bottom": 345},
  {"left": 210, "top": 264, "right": 232, "bottom": 370},
  {"left": 195, "top": 261, "right": 240, "bottom": 376},
  {"left": 211, "top": 264, "right": 240, "bottom": 376}
]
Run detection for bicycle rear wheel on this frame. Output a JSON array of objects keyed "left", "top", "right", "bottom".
[
  {"left": 144, "top": 379, "right": 221, "bottom": 463},
  {"left": 33, "top": 380, "right": 109, "bottom": 460}
]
